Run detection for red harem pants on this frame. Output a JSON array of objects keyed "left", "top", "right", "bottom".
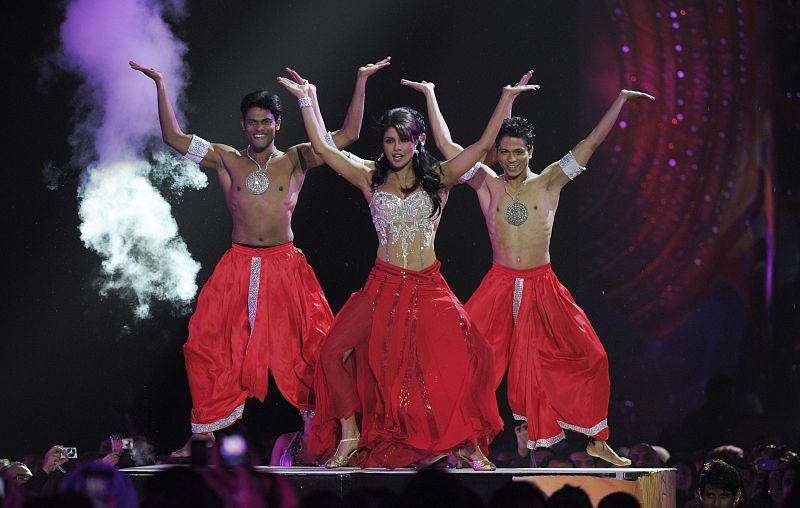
[
  {"left": 310, "top": 258, "right": 502, "bottom": 468},
  {"left": 184, "top": 242, "right": 333, "bottom": 433},
  {"left": 464, "top": 262, "right": 610, "bottom": 449}
]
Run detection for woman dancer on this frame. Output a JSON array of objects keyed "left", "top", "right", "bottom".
[{"left": 278, "top": 69, "right": 537, "bottom": 469}]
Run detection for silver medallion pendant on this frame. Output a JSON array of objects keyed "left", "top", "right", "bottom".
[
  {"left": 505, "top": 200, "right": 529, "bottom": 226},
  {"left": 246, "top": 170, "right": 269, "bottom": 195},
  {"left": 245, "top": 148, "right": 273, "bottom": 195}
]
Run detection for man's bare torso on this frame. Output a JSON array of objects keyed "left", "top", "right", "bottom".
[
  {"left": 216, "top": 147, "right": 305, "bottom": 247},
  {"left": 478, "top": 171, "right": 561, "bottom": 269}
]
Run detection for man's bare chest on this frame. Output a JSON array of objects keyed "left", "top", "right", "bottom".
[
  {"left": 221, "top": 151, "right": 301, "bottom": 194},
  {"left": 488, "top": 183, "right": 554, "bottom": 226}
]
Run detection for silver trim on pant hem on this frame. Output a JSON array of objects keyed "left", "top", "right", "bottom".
[
  {"left": 191, "top": 403, "right": 245, "bottom": 433},
  {"left": 528, "top": 431, "right": 566, "bottom": 449}
]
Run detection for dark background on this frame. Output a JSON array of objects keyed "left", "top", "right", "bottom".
[{"left": 2, "top": 0, "right": 798, "bottom": 460}]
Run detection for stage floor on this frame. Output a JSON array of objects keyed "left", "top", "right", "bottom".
[{"left": 122, "top": 465, "right": 676, "bottom": 507}]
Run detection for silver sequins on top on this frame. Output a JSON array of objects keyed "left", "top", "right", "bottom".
[{"left": 370, "top": 190, "right": 435, "bottom": 268}]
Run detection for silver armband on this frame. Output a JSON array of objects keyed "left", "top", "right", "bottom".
[
  {"left": 458, "top": 162, "right": 481, "bottom": 183},
  {"left": 184, "top": 134, "right": 210, "bottom": 164},
  {"left": 345, "top": 151, "right": 364, "bottom": 165},
  {"left": 558, "top": 151, "right": 586, "bottom": 180},
  {"left": 324, "top": 131, "right": 336, "bottom": 148}
]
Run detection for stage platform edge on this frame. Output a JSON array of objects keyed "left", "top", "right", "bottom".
[{"left": 123, "top": 465, "right": 676, "bottom": 507}]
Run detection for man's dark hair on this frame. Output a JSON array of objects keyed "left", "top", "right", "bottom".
[
  {"left": 496, "top": 116, "right": 536, "bottom": 151},
  {"left": 240, "top": 90, "right": 282, "bottom": 120},
  {"left": 699, "top": 460, "right": 742, "bottom": 494}
]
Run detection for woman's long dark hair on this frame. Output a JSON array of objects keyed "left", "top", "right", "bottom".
[{"left": 371, "top": 107, "right": 444, "bottom": 218}]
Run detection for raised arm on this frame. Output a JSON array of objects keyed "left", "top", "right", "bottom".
[
  {"left": 284, "top": 68, "right": 331, "bottom": 137},
  {"left": 277, "top": 75, "right": 373, "bottom": 197},
  {"left": 488, "top": 70, "right": 534, "bottom": 166},
  {"left": 572, "top": 89, "right": 655, "bottom": 165},
  {"left": 399, "top": 80, "right": 462, "bottom": 160},
  {"left": 282, "top": 59, "right": 390, "bottom": 173},
  {"left": 542, "top": 89, "right": 656, "bottom": 190},
  {"left": 402, "top": 71, "right": 534, "bottom": 187},
  {"left": 439, "top": 83, "right": 540, "bottom": 188},
  {"left": 129, "top": 61, "right": 226, "bottom": 169},
  {"left": 333, "top": 57, "right": 391, "bottom": 146}
]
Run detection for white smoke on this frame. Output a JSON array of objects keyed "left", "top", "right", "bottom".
[
  {"left": 55, "top": 0, "right": 207, "bottom": 318},
  {"left": 79, "top": 160, "right": 205, "bottom": 319},
  {"left": 150, "top": 152, "right": 209, "bottom": 197}
]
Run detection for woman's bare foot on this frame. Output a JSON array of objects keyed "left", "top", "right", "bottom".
[
  {"left": 170, "top": 432, "right": 215, "bottom": 458},
  {"left": 586, "top": 438, "right": 631, "bottom": 467}
]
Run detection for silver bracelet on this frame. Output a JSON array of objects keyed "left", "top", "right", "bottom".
[
  {"left": 558, "top": 151, "right": 586, "bottom": 180},
  {"left": 184, "top": 134, "right": 210, "bottom": 164},
  {"left": 459, "top": 162, "right": 481, "bottom": 183},
  {"left": 298, "top": 96, "right": 312, "bottom": 108},
  {"left": 345, "top": 151, "right": 364, "bottom": 165},
  {"left": 324, "top": 132, "right": 336, "bottom": 148}
]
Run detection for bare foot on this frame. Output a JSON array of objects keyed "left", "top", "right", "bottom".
[
  {"left": 170, "top": 432, "right": 215, "bottom": 457},
  {"left": 586, "top": 438, "right": 631, "bottom": 467}
]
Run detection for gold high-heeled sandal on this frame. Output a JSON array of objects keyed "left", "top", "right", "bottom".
[
  {"left": 454, "top": 446, "right": 496, "bottom": 471},
  {"left": 324, "top": 435, "right": 360, "bottom": 468}
]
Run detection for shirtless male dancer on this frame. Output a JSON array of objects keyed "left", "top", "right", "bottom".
[
  {"left": 130, "top": 57, "right": 390, "bottom": 456},
  {"left": 403, "top": 74, "right": 654, "bottom": 466}
]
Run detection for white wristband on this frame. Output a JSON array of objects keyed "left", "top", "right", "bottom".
[
  {"left": 345, "top": 151, "right": 364, "bottom": 165},
  {"left": 558, "top": 151, "right": 586, "bottom": 180},
  {"left": 184, "top": 134, "right": 210, "bottom": 164},
  {"left": 458, "top": 162, "right": 481, "bottom": 183}
]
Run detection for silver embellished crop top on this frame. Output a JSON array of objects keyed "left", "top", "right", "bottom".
[{"left": 369, "top": 190, "right": 435, "bottom": 268}]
